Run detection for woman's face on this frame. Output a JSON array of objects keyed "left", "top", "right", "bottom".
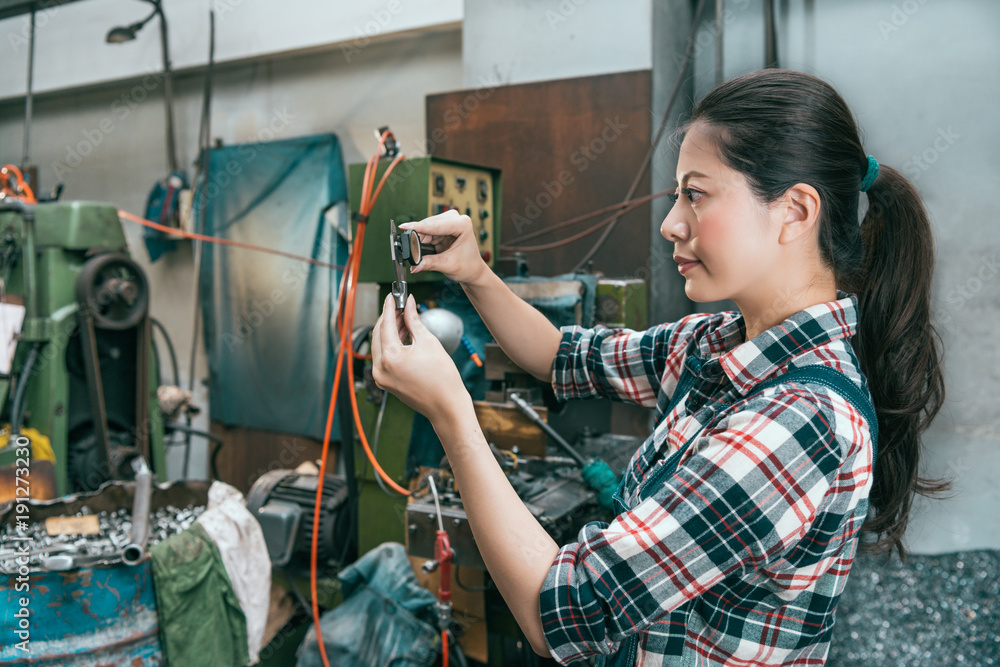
[{"left": 660, "top": 123, "right": 782, "bottom": 306}]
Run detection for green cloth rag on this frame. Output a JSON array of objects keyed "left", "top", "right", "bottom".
[{"left": 150, "top": 521, "right": 250, "bottom": 667}]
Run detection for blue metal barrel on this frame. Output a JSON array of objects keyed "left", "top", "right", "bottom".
[
  {"left": 0, "top": 479, "right": 210, "bottom": 666},
  {"left": 1, "top": 561, "right": 163, "bottom": 665}
]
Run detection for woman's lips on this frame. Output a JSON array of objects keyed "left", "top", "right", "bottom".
[{"left": 674, "top": 257, "right": 701, "bottom": 275}]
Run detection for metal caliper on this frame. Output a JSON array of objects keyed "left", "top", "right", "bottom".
[{"left": 389, "top": 219, "right": 436, "bottom": 309}]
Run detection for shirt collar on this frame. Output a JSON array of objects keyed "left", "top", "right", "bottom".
[{"left": 699, "top": 290, "right": 859, "bottom": 395}]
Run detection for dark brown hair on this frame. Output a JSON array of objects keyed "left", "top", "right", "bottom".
[{"left": 688, "top": 69, "right": 947, "bottom": 558}]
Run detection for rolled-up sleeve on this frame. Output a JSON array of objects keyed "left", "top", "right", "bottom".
[
  {"left": 538, "top": 387, "right": 866, "bottom": 664},
  {"left": 552, "top": 313, "right": 712, "bottom": 408}
]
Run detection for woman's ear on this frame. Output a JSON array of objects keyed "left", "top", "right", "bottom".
[{"left": 775, "top": 183, "right": 821, "bottom": 245}]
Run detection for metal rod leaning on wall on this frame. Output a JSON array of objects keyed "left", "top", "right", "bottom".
[
  {"left": 184, "top": 10, "right": 215, "bottom": 480},
  {"left": 122, "top": 457, "right": 153, "bottom": 565}
]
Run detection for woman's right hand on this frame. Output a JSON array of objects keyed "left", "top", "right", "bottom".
[{"left": 401, "top": 209, "right": 488, "bottom": 286}]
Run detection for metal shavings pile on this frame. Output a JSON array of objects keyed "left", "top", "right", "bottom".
[
  {"left": 0, "top": 504, "right": 205, "bottom": 573},
  {"left": 829, "top": 549, "right": 1000, "bottom": 666}
]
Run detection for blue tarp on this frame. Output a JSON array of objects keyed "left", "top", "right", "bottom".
[{"left": 198, "top": 134, "right": 348, "bottom": 440}]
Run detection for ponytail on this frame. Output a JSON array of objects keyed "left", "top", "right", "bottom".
[
  {"left": 850, "top": 165, "right": 948, "bottom": 558},
  {"left": 688, "top": 69, "right": 948, "bottom": 559}
]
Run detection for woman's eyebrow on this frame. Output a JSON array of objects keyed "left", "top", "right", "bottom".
[{"left": 677, "top": 170, "right": 710, "bottom": 185}]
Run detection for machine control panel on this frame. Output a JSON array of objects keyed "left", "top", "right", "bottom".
[{"left": 428, "top": 163, "right": 496, "bottom": 264}]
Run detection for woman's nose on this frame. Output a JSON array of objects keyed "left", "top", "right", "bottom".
[{"left": 661, "top": 205, "right": 690, "bottom": 242}]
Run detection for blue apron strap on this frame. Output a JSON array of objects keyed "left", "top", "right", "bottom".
[
  {"left": 667, "top": 354, "right": 703, "bottom": 415},
  {"left": 747, "top": 365, "right": 879, "bottom": 465},
  {"left": 612, "top": 353, "right": 705, "bottom": 513}
]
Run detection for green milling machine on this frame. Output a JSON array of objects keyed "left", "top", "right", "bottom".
[{"left": 0, "top": 199, "right": 166, "bottom": 502}]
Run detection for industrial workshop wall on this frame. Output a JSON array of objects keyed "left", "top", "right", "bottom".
[{"left": 0, "top": 0, "right": 462, "bottom": 98}]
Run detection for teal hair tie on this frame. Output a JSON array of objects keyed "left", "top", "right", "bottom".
[{"left": 860, "top": 155, "right": 879, "bottom": 192}]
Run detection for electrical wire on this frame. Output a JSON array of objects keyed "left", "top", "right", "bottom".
[
  {"left": 370, "top": 390, "right": 405, "bottom": 497},
  {"left": 150, "top": 317, "right": 179, "bottom": 388},
  {"left": 500, "top": 188, "right": 675, "bottom": 249},
  {"left": 570, "top": 0, "right": 707, "bottom": 271},
  {"left": 455, "top": 564, "right": 492, "bottom": 592},
  {"left": 499, "top": 193, "right": 658, "bottom": 253},
  {"left": 10, "top": 343, "right": 41, "bottom": 437}
]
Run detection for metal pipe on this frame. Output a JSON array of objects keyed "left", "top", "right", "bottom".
[
  {"left": 20, "top": 203, "right": 37, "bottom": 321},
  {"left": 715, "top": 0, "right": 724, "bottom": 85},
  {"left": 22, "top": 10, "right": 35, "bottom": 167},
  {"left": 509, "top": 393, "right": 587, "bottom": 467},
  {"left": 122, "top": 457, "right": 152, "bottom": 565},
  {"left": 764, "top": 0, "right": 778, "bottom": 68},
  {"left": 154, "top": 0, "right": 178, "bottom": 174}
]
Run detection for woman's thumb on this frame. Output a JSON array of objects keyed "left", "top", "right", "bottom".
[{"left": 403, "top": 295, "right": 429, "bottom": 338}]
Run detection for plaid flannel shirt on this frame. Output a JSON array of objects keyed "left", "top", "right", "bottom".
[{"left": 540, "top": 291, "right": 875, "bottom": 666}]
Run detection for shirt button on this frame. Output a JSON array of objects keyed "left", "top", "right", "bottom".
[{"left": 703, "top": 364, "right": 722, "bottom": 379}]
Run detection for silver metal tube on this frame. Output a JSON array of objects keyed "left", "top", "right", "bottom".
[
  {"left": 22, "top": 10, "right": 35, "bottom": 167},
  {"left": 122, "top": 458, "right": 152, "bottom": 565},
  {"left": 509, "top": 393, "right": 587, "bottom": 466}
]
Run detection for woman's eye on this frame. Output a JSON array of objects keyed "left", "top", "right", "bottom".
[
  {"left": 683, "top": 188, "right": 704, "bottom": 203},
  {"left": 668, "top": 188, "right": 704, "bottom": 205}
]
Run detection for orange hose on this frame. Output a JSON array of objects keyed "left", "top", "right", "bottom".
[
  {"left": 442, "top": 630, "right": 449, "bottom": 667},
  {"left": 309, "top": 326, "right": 343, "bottom": 667},
  {"left": 118, "top": 210, "right": 342, "bottom": 270},
  {"left": 1, "top": 165, "right": 37, "bottom": 203},
  {"left": 310, "top": 131, "right": 409, "bottom": 667}
]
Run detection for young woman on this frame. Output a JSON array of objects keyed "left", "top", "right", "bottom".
[{"left": 371, "top": 69, "right": 945, "bottom": 666}]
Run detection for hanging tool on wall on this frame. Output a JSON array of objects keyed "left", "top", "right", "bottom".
[{"left": 509, "top": 393, "right": 619, "bottom": 510}]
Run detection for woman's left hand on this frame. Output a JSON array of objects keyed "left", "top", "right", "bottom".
[{"left": 371, "top": 294, "right": 471, "bottom": 424}]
